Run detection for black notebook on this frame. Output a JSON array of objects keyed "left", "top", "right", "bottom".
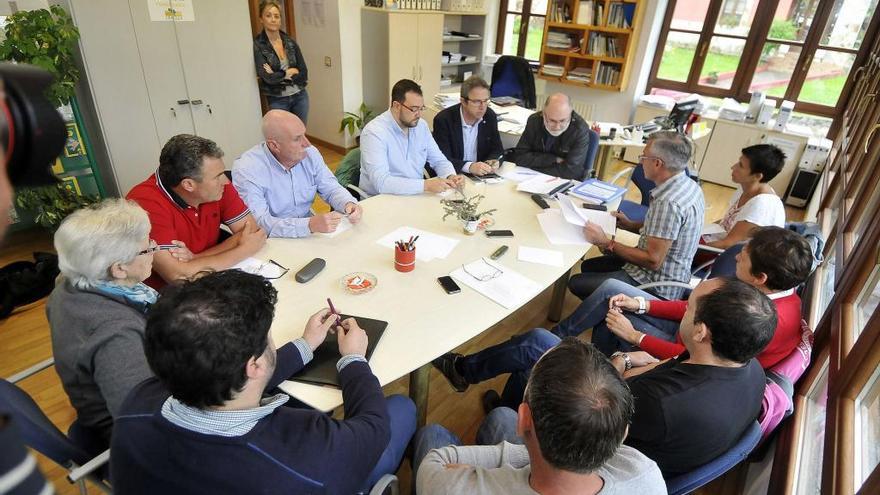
[{"left": 291, "top": 314, "right": 387, "bottom": 388}]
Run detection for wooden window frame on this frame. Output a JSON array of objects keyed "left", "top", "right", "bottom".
[
  {"left": 645, "top": 0, "right": 880, "bottom": 136},
  {"left": 495, "top": 0, "right": 547, "bottom": 61}
]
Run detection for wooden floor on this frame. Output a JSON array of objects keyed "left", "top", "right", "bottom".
[{"left": 0, "top": 146, "right": 799, "bottom": 494}]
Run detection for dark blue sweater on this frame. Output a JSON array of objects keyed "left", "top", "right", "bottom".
[{"left": 110, "top": 344, "right": 390, "bottom": 494}]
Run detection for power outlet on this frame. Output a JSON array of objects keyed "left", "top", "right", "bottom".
[{"left": 324, "top": 56, "right": 332, "bottom": 67}]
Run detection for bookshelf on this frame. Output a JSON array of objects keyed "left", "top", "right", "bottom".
[
  {"left": 537, "top": 0, "right": 644, "bottom": 91},
  {"left": 441, "top": 12, "right": 488, "bottom": 91}
]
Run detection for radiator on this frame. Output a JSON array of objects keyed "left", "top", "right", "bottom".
[{"left": 536, "top": 92, "right": 596, "bottom": 121}]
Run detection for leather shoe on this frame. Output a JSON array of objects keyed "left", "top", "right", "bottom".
[
  {"left": 482, "top": 390, "right": 502, "bottom": 415},
  {"left": 432, "top": 352, "right": 469, "bottom": 393}
]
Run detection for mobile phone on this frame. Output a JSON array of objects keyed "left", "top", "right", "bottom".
[
  {"left": 485, "top": 229, "right": 514, "bottom": 238},
  {"left": 437, "top": 276, "right": 461, "bottom": 294},
  {"left": 531, "top": 194, "right": 550, "bottom": 209},
  {"left": 581, "top": 203, "right": 607, "bottom": 211}
]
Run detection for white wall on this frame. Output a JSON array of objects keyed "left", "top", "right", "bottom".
[{"left": 339, "top": 0, "right": 365, "bottom": 149}]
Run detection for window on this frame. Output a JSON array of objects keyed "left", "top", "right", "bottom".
[
  {"left": 856, "top": 365, "right": 880, "bottom": 491},
  {"left": 794, "top": 360, "right": 829, "bottom": 495},
  {"left": 496, "top": 0, "right": 548, "bottom": 61},
  {"left": 648, "top": 0, "right": 880, "bottom": 122}
]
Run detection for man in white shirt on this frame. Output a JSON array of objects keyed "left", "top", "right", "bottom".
[{"left": 414, "top": 338, "right": 666, "bottom": 495}]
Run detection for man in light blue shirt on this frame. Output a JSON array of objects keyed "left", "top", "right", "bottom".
[
  {"left": 359, "top": 79, "right": 464, "bottom": 196},
  {"left": 233, "top": 110, "right": 363, "bottom": 238}
]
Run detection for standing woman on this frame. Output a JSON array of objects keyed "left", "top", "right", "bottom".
[{"left": 253, "top": 0, "right": 309, "bottom": 123}]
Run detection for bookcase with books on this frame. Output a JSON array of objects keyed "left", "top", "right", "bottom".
[{"left": 538, "top": 0, "right": 643, "bottom": 91}]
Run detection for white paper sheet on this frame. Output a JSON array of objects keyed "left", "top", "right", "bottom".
[
  {"left": 375, "top": 227, "right": 460, "bottom": 262},
  {"left": 516, "top": 175, "right": 571, "bottom": 195},
  {"left": 557, "top": 196, "right": 617, "bottom": 236},
  {"left": 318, "top": 216, "right": 353, "bottom": 238},
  {"left": 450, "top": 259, "right": 542, "bottom": 309},
  {"left": 498, "top": 167, "right": 549, "bottom": 183},
  {"left": 700, "top": 223, "right": 726, "bottom": 236},
  {"left": 536, "top": 210, "right": 590, "bottom": 246},
  {"left": 518, "top": 246, "right": 564, "bottom": 267},
  {"left": 230, "top": 257, "right": 286, "bottom": 279}
]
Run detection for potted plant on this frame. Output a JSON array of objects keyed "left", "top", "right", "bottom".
[
  {"left": 338, "top": 103, "right": 375, "bottom": 145},
  {"left": 15, "top": 184, "right": 99, "bottom": 233},
  {"left": 440, "top": 186, "right": 497, "bottom": 235}
]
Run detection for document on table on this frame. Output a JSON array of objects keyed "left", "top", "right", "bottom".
[
  {"left": 536, "top": 209, "right": 590, "bottom": 246},
  {"left": 518, "top": 246, "right": 564, "bottom": 267},
  {"left": 557, "top": 196, "right": 617, "bottom": 236},
  {"left": 516, "top": 175, "right": 571, "bottom": 194},
  {"left": 318, "top": 216, "right": 353, "bottom": 238},
  {"left": 498, "top": 167, "right": 549, "bottom": 183},
  {"left": 450, "top": 258, "right": 542, "bottom": 309},
  {"left": 230, "top": 257, "right": 286, "bottom": 279},
  {"left": 375, "top": 227, "right": 459, "bottom": 262}
]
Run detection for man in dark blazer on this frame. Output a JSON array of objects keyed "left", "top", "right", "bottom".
[
  {"left": 511, "top": 93, "right": 593, "bottom": 180},
  {"left": 433, "top": 76, "right": 504, "bottom": 176}
]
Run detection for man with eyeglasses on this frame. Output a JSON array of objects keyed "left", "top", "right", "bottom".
[
  {"left": 432, "top": 76, "right": 504, "bottom": 176},
  {"left": 359, "top": 79, "right": 464, "bottom": 195},
  {"left": 510, "top": 93, "right": 593, "bottom": 180},
  {"left": 232, "top": 110, "right": 363, "bottom": 238}
]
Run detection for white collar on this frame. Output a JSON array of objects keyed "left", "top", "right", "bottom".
[{"left": 767, "top": 288, "right": 795, "bottom": 300}]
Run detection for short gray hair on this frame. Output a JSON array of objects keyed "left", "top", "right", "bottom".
[
  {"left": 54, "top": 199, "right": 151, "bottom": 288},
  {"left": 460, "top": 76, "right": 490, "bottom": 99},
  {"left": 648, "top": 130, "right": 693, "bottom": 173}
]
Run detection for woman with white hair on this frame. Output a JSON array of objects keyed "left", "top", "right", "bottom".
[{"left": 46, "top": 199, "right": 189, "bottom": 447}]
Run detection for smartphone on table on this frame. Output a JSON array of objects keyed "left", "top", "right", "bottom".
[{"left": 437, "top": 276, "right": 461, "bottom": 294}]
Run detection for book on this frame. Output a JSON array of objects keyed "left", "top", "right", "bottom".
[{"left": 568, "top": 179, "right": 627, "bottom": 204}]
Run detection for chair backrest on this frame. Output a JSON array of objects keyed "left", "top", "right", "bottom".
[
  {"left": 490, "top": 56, "right": 536, "bottom": 109},
  {"left": 335, "top": 148, "right": 362, "bottom": 189},
  {"left": 583, "top": 129, "right": 600, "bottom": 179},
  {"left": 630, "top": 163, "right": 655, "bottom": 206},
  {"left": 0, "top": 379, "right": 91, "bottom": 469},
  {"left": 707, "top": 243, "right": 745, "bottom": 279},
  {"left": 664, "top": 421, "right": 762, "bottom": 495}
]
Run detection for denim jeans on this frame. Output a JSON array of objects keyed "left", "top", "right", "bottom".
[
  {"left": 267, "top": 89, "right": 309, "bottom": 124},
  {"left": 567, "top": 254, "right": 641, "bottom": 300},
  {"left": 552, "top": 278, "right": 680, "bottom": 355},
  {"left": 412, "top": 407, "right": 522, "bottom": 476},
  {"left": 457, "top": 329, "right": 562, "bottom": 409},
  {"left": 360, "top": 394, "right": 417, "bottom": 492}
]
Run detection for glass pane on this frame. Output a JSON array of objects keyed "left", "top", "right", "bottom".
[
  {"left": 715, "top": 0, "right": 759, "bottom": 37},
  {"left": 502, "top": 14, "right": 522, "bottom": 56},
  {"left": 820, "top": 0, "right": 880, "bottom": 50},
  {"left": 770, "top": 0, "right": 821, "bottom": 43},
  {"left": 855, "top": 264, "right": 880, "bottom": 339},
  {"left": 817, "top": 246, "right": 837, "bottom": 319},
  {"left": 795, "top": 360, "right": 829, "bottom": 495},
  {"left": 671, "top": 0, "right": 711, "bottom": 31},
  {"left": 525, "top": 16, "right": 546, "bottom": 60},
  {"left": 511, "top": 0, "right": 525, "bottom": 13},
  {"left": 656, "top": 31, "right": 700, "bottom": 82},
  {"left": 856, "top": 365, "right": 880, "bottom": 490},
  {"left": 799, "top": 50, "right": 856, "bottom": 107},
  {"left": 530, "top": 0, "right": 548, "bottom": 16},
  {"left": 698, "top": 36, "right": 746, "bottom": 89},
  {"left": 749, "top": 42, "right": 803, "bottom": 99}
]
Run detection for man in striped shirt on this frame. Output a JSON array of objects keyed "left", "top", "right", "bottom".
[{"left": 568, "top": 130, "right": 705, "bottom": 301}]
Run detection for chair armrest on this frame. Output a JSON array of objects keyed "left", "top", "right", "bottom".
[
  {"left": 6, "top": 357, "right": 54, "bottom": 384},
  {"left": 346, "top": 184, "right": 370, "bottom": 200},
  {"left": 67, "top": 448, "right": 110, "bottom": 483},
  {"left": 636, "top": 281, "right": 696, "bottom": 292},
  {"left": 609, "top": 166, "right": 635, "bottom": 187},
  {"left": 369, "top": 474, "right": 398, "bottom": 495},
  {"left": 696, "top": 244, "right": 725, "bottom": 254}
]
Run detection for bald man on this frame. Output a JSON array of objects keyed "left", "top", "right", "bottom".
[
  {"left": 510, "top": 93, "right": 593, "bottom": 180},
  {"left": 232, "top": 110, "right": 362, "bottom": 238}
]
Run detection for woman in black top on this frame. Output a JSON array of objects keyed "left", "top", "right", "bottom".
[{"left": 253, "top": 1, "right": 309, "bottom": 123}]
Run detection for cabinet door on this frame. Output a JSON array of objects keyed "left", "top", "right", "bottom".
[
  {"left": 762, "top": 132, "right": 807, "bottom": 194},
  {"left": 699, "top": 120, "right": 766, "bottom": 188},
  {"left": 416, "top": 13, "right": 443, "bottom": 100},
  {"left": 172, "top": 0, "right": 263, "bottom": 166},
  {"left": 387, "top": 14, "right": 420, "bottom": 84}
]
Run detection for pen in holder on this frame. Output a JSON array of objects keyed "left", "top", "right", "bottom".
[{"left": 394, "top": 245, "right": 416, "bottom": 273}]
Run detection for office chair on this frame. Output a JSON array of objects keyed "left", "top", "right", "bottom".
[
  {"left": 490, "top": 56, "right": 536, "bottom": 109},
  {"left": 2, "top": 359, "right": 111, "bottom": 494},
  {"left": 610, "top": 163, "right": 654, "bottom": 224},
  {"left": 335, "top": 148, "right": 370, "bottom": 199},
  {"left": 583, "top": 129, "right": 600, "bottom": 179},
  {"left": 664, "top": 421, "right": 762, "bottom": 495},
  {"left": 635, "top": 243, "right": 744, "bottom": 299}
]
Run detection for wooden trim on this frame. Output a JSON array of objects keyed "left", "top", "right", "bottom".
[
  {"left": 645, "top": 0, "right": 676, "bottom": 90},
  {"left": 495, "top": 0, "right": 508, "bottom": 54},
  {"left": 306, "top": 135, "right": 348, "bottom": 155},
  {"left": 859, "top": 464, "right": 880, "bottom": 494}
]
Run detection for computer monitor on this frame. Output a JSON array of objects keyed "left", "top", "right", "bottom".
[{"left": 666, "top": 99, "right": 698, "bottom": 132}]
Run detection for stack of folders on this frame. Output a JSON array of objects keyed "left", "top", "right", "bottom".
[
  {"left": 434, "top": 93, "right": 459, "bottom": 108},
  {"left": 395, "top": 0, "right": 442, "bottom": 9},
  {"left": 541, "top": 64, "right": 565, "bottom": 77},
  {"left": 440, "top": 0, "right": 485, "bottom": 11},
  {"left": 566, "top": 66, "right": 592, "bottom": 84},
  {"left": 546, "top": 32, "right": 575, "bottom": 51}
]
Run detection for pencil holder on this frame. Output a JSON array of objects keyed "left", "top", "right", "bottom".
[{"left": 394, "top": 246, "right": 416, "bottom": 273}]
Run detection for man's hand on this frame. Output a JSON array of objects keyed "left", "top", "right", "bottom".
[
  {"left": 627, "top": 351, "right": 660, "bottom": 368},
  {"left": 468, "top": 162, "right": 494, "bottom": 176},
  {"left": 336, "top": 318, "right": 368, "bottom": 356},
  {"left": 168, "top": 240, "right": 193, "bottom": 262},
  {"left": 424, "top": 177, "right": 454, "bottom": 193},
  {"left": 238, "top": 220, "right": 267, "bottom": 254},
  {"left": 344, "top": 202, "right": 363, "bottom": 224},
  {"left": 302, "top": 309, "right": 336, "bottom": 351},
  {"left": 605, "top": 309, "right": 642, "bottom": 345},
  {"left": 309, "top": 212, "right": 344, "bottom": 233},
  {"left": 611, "top": 211, "right": 635, "bottom": 231},
  {"left": 608, "top": 293, "right": 641, "bottom": 312},
  {"left": 447, "top": 174, "right": 465, "bottom": 188},
  {"left": 583, "top": 221, "right": 609, "bottom": 246}
]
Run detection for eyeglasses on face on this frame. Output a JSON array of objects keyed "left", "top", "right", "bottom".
[
  {"left": 638, "top": 154, "right": 664, "bottom": 164},
  {"left": 465, "top": 97, "right": 490, "bottom": 106},
  {"left": 398, "top": 102, "right": 427, "bottom": 114},
  {"left": 137, "top": 240, "right": 177, "bottom": 256}
]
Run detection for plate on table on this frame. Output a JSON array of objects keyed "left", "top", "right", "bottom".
[
  {"left": 342, "top": 272, "right": 377, "bottom": 295},
  {"left": 477, "top": 217, "right": 495, "bottom": 230}
]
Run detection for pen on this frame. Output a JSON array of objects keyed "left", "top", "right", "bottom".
[
  {"left": 547, "top": 180, "right": 573, "bottom": 197},
  {"left": 410, "top": 235, "right": 419, "bottom": 250},
  {"left": 327, "top": 297, "right": 342, "bottom": 328}
]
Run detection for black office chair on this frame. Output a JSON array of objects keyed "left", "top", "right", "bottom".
[{"left": 490, "top": 56, "right": 536, "bottom": 109}]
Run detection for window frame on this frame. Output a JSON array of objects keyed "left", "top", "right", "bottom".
[
  {"left": 494, "top": 0, "right": 548, "bottom": 61},
  {"left": 646, "top": 0, "right": 880, "bottom": 135}
]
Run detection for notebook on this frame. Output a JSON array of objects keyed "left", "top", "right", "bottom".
[{"left": 291, "top": 314, "right": 387, "bottom": 387}]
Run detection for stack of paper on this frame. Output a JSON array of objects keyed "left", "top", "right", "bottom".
[
  {"left": 566, "top": 66, "right": 592, "bottom": 83},
  {"left": 450, "top": 259, "right": 542, "bottom": 309},
  {"left": 376, "top": 227, "right": 459, "bottom": 262},
  {"left": 541, "top": 64, "right": 565, "bottom": 77},
  {"left": 516, "top": 175, "right": 571, "bottom": 195},
  {"left": 557, "top": 195, "right": 617, "bottom": 236},
  {"left": 536, "top": 209, "right": 589, "bottom": 246},
  {"left": 498, "top": 167, "right": 550, "bottom": 183},
  {"left": 434, "top": 93, "right": 459, "bottom": 109}
]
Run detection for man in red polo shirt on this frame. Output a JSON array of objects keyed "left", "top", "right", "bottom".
[{"left": 127, "top": 134, "right": 267, "bottom": 288}]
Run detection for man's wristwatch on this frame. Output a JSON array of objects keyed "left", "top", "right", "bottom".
[
  {"left": 634, "top": 296, "right": 647, "bottom": 314},
  {"left": 611, "top": 351, "right": 632, "bottom": 371}
]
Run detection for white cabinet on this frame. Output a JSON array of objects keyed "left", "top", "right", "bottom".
[
  {"left": 66, "top": 0, "right": 263, "bottom": 195},
  {"left": 361, "top": 8, "right": 443, "bottom": 112}
]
